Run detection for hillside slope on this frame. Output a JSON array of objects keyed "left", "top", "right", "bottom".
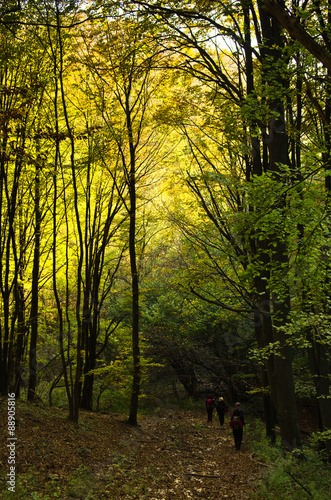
[{"left": 0, "top": 399, "right": 266, "bottom": 499}]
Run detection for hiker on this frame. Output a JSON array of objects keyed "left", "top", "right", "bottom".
[
  {"left": 215, "top": 397, "right": 228, "bottom": 426},
  {"left": 230, "top": 402, "right": 245, "bottom": 426},
  {"left": 205, "top": 396, "right": 216, "bottom": 423},
  {"left": 229, "top": 402, "right": 245, "bottom": 450}
]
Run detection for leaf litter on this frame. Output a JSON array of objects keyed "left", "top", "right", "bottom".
[{"left": 0, "top": 398, "right": 265, "bottom": 499}]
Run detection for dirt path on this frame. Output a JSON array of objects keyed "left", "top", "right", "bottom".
[
  {"left": 0, "top": 400, "right": 266, "bottom": 499},
  {"left": 116, "top": 410, "right": 265, "bottom": 499}
]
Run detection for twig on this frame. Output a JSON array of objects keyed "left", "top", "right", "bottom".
[
  {"left": 284, "top": 470, "right": 313, "bottom": 497},
  {"left": 180, "top": 440, "right": 201, "bottom": 448},
  {"left": 185, "top": 472, "right": 237, "bottom": 478},
  {"left": 249, "top": 453, "right": 271, "bottom": 467},
  {"left": 134, "top": 439, "right": 158, "bottom": 443}
]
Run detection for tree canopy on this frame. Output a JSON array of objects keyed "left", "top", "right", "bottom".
[{"left": 1, "top": 0, "right": 331, "bottom": 463}]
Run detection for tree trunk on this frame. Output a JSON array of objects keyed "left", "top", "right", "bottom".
[
  {"left": 126, "top": 94, "right": 141, "bottom": 426},
  {"left": 258, "top": 2, "right": 302, "bottom": 449},
  {"left": 28, "top": 154, "right": 41, "bottom": 401},
  {"left": 128, "top": 159, "right": 141, "bottom": 426}
]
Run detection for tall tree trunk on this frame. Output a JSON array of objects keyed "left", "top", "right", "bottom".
[
  {"left": 12, "top": 176, "right": 26, "bottom": 398},
  {"left": 258, "top": 2, "right": 302, "bottom": 449},
  {"left": 56, "top": 1, "right": 83, "bottom": 422},
  {"left": 307, "top": 66, "right": 331, "bottom": 459},
  {"left": 127, "top": 104, "right": 140, "bottom": 426},
  {"left": 28, "top": 151, "right": 41, "bottom": 401},
  {"left": 47, "top": 12, "right": 74, "bottom": 421},
  {"left": 244, "top": 1, "right": 276, "bottom": 440}
]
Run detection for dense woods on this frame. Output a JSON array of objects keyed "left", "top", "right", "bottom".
[{"left": 1, "top": 0, "right": 331, "bottom": 490}]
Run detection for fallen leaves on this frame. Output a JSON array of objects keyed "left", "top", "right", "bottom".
[{"left": 0, "top": 399, "right": 265, "bottom": 499}]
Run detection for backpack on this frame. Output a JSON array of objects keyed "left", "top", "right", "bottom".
[
  {"left": 232, "top": 415, "right": 241, "bottom": 430},
  {"left": 217, "top": 401, "right": 228, "bottom": 414},
  {"left": 206, "top": 398, "right": 214, "bottom": 409}
]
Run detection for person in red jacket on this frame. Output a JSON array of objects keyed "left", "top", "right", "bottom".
[{"left": 205, "top": 396, "right": 216, "bottom": 423}]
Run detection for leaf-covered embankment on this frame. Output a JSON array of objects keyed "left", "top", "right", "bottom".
[{"left": 0, "top": 399, "right": 265, "bottom": 499}]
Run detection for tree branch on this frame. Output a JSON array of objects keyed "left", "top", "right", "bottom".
[{"left": 263, "top": 0, "right": 331, "bottom": 71}]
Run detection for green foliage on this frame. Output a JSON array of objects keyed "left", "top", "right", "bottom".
[
  {"left": 248, "top": 419, "right": 282, "bottom": 463},
  {"left": 0, "top": 0, "right": 331, "bottom": 452},
  {"left": 249, "top": 420, "right": 331, "bottom": 499},
  {"left": 253, "top": 450, "right": 331, "bottom": 499},
  {"left": 66, "top": 465, "right": 98, "bottom": 499},
  {"left": 0, "top": 469, "right": 62, "bottom": 499}
]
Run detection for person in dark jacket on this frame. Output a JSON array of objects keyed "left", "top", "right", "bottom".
[
  {"left": 229, "top": 403, "right": 245, "bottom": 450},
  {"left": 230, "top": 402, "right": 245, "bottom": 425},
  {"left": 205, "top": 396, "right": 216, "bottom": 423},
  {"left": 215, "top": 397, "right": 228, "bottom": 426}
]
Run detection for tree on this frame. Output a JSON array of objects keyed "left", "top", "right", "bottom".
[
  {"left": 29, "top": 0, "right": 126, "bottom": 420},
  {"left": 127, "top": 0, "right": 306, "bottom": 447},
  {"left": 77, "top": 15, "right": 170, "bottom": 423},
  {"left": 0, "top": 10, "right": 48, "bottom": 396},
  {"left": 263, "top": 0, "right": 331, "bottom": 455}
]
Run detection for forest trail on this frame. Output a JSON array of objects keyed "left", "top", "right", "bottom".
[
  {"left": 117, "top": 409, "right": 266, "bottom": 499},
  {"left": 0, "top": 400, "right": 266, "bottom": 499}
]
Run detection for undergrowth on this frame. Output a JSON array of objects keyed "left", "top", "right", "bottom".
[{"left": 249, "top": 420, "right": 331, "bottom": 499}]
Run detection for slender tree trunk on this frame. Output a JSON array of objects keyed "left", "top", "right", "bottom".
[
  {"left": 13, "top": 181, "right": 26, "bottom": 398},
  {"left": 28, "top": 151, "right": 41, "bottom": 401},
  {"left": 14, "top": 282, "right": 25, "bottom": 397},
  {"left": 56, "top": 2, "right": 83, "bottom": 422},
  {"left": 128, "top": 114, "right": 140, "bottom": 426},
  {"left": 47, "top": 14, "right": 74, "bottom": 420}
]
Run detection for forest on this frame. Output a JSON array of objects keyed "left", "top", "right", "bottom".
[{"left": 0, "top": 0, "right": 331, "bottom": 498}]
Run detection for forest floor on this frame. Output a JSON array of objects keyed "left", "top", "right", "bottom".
[{"left": 0, "top": 398, "right": 316, "bottom": 499}]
